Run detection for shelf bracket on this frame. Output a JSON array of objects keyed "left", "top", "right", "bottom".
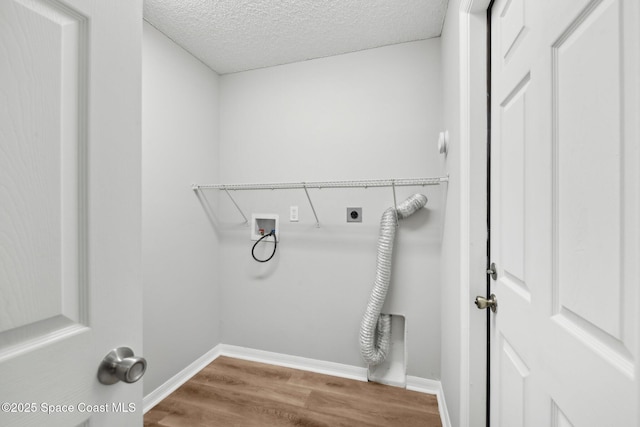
[
  {"left": 302, "top": 183, "right": 320, "bottom": 228},
  {"left": 223, "top": 187, "right": 249, "bottom": 225}
]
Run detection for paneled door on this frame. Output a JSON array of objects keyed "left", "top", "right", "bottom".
[
  {"left": 490, "top": 0, "right": 639, "bottom": 425},
  {"left": 0, "top": 0, "right": 142, "bottom": 426}
]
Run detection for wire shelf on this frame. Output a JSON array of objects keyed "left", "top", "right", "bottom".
[
  {"left": 192, "top": 176, "right": 448, "bottom": 191},
  {"left": 192, "top": 176, "right": 448, "bottom": 228}
]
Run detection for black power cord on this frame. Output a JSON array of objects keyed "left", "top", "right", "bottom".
[{"left": 251, "top": 230, "right": 277, "bottom": 263}]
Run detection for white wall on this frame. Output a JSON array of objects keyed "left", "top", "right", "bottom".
[
  {"left": 217, "top": 39, "right": 444, "bottom": 379},
  {"left": 439, "top": 1, "right": 463, "bottom": 426},
  {"left": 142, "top": 22, "right": 221, "bottom": 396}
]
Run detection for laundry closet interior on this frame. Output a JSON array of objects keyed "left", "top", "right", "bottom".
[{"left": 142, "top": 1, "right": 474, "bottom": 424}]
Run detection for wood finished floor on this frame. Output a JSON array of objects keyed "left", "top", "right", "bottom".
[{"left": 144, "top": 356, "right": 442, "bottom": 427}]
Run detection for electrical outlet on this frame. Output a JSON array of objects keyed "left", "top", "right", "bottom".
[
  {"left": 347, "top": 207, "right": 362, "bottom": 223},
  {"left": 290, "top": 206, "right": 299, "bottom": 222}
]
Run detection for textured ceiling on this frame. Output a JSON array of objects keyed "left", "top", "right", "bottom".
[{"left": 143, "top": 0, "right": 449, "bottom": 74}]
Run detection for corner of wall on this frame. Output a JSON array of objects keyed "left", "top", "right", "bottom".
[{"left": 142, "top": 22, "right": 222, "bottom": 396}]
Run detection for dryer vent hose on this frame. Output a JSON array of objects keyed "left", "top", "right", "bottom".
[{"left": 359, "top": 193, "right": 428, "bottom": 366}]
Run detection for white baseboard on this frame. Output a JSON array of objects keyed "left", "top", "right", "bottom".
[
  {"left": 144, "top": 344, "right": 451, "bottom": 427},
  {"left": 407, "top": 376, "right": 451, "bottom": 427},
  {"left": 217, "top": 344, "right": 368, "bottom": 382},
  {"left": 142, "top": 344, "right": 223, "bottom": 413}
]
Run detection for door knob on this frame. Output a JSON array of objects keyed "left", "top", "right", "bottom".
[
  {"left": 475, "top": 294, "right": 498, "bottom": 313},
  {"left": 98, "top": 347, "right": 147, "bottom": 385}
]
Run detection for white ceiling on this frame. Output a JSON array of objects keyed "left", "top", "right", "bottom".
[{"left": 143, "top": 0, "right": 449, "bottom": 75}]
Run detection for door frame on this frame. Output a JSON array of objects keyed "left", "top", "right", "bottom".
[
  {"left": 457, "top": 0, "right": 492, "bottom": 426},
  {"left": 484, "top": 3, "right": 495, "bottom": 426}
]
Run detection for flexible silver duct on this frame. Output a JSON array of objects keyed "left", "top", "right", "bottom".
[{"left": 359, "top": 193, "right": 428, "bottom": 366}]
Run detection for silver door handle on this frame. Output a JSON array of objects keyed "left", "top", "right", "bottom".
[
  {"left": 475, "top": 294, "right": 498, "bottom": 313},
  {"left": 98, "top": 347, "right": 147, "bottom": 385}
]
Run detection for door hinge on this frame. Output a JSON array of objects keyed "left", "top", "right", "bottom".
[{"left": 487, "top": 262, "right": 497, "bottom": 280}]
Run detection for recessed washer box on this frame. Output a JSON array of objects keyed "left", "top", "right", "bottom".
[{"left": 251, "top": 214, "right": 279, "bottom": 241}]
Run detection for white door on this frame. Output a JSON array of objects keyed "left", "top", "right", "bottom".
[
  {"left": 0, "top": 0, "right": 143, "bottom": 425},
  {"left": 490, "top": 0, "right": 639, "bottom": 425}
]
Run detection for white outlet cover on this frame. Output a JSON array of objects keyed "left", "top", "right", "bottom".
[{"left": 290, "top": 206, "right": 299, "bottom": 222}]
